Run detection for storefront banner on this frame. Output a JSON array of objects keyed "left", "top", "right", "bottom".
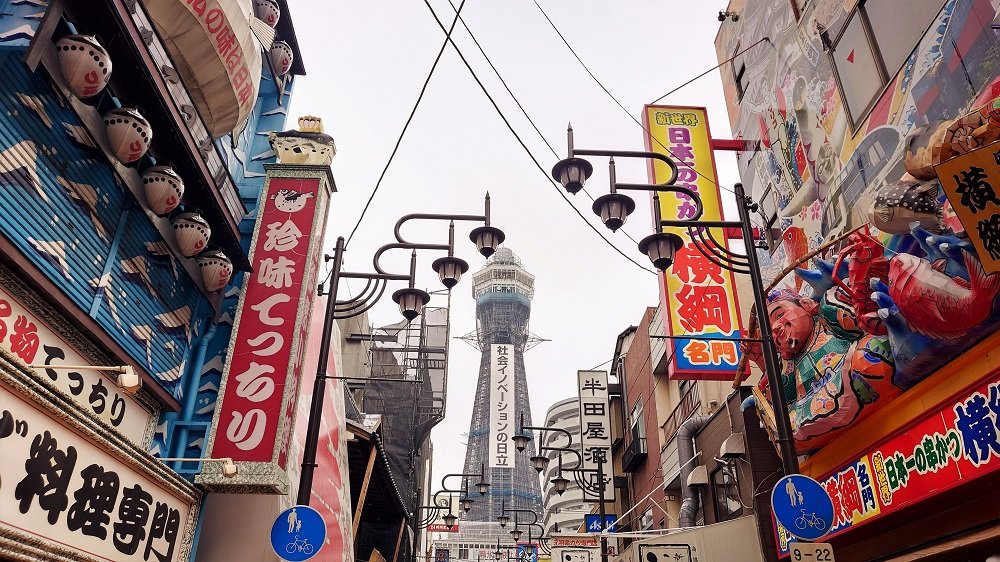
[
  {"left": 0, "top": 384, "right": 196, "bottom": 562},
  {"left": 0, "top": 286, "right": 151, "bottom": 445},
  {"left": 489, "top": 343, "right": 513, "bottom": 468},
  {"left": 643, "top": 105, "right": 743, "bottom": 380},
  {"left": 205, "top": 170, "right": 331, "bottom": 490},
  {"left": 935, "top": 140, "right": 1000, "bottom": 273},
  {"left": 775, "top": 379, "right": 1000, "bottom": 555},
  {"left": 577, "top": 370, "right": 614, "bottom": 502}
]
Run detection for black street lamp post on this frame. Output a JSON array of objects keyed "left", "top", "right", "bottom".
[
  {"left": 551, "top": 126, "right": 799, "bottom": 475},
  {"left": 297, "top": 194, "right": 504, "bottom": 506}
]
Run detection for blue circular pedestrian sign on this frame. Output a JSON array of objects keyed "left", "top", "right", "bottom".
[
  {"left": 771, "top": 475, "right": 834, "bottom": 541},
  {"left": 270, "top": 505, "right": 326, "bottom": 561}
]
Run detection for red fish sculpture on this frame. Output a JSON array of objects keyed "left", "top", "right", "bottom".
[
  {"left": 782, "top": 226, "right": 809, "bottom": 291},
  {"left": 888, "top": 249, "right": 1000, "bottom": 340}
]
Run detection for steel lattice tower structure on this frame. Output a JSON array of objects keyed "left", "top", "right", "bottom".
[{"left": 461, "top": 248, "right": 543, "bottom": 522}]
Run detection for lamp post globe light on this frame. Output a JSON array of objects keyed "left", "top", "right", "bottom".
[
  {"left": 296, "top": 195, "right": 504, "bottom": 507},
  {"left": 550, "top": 123, "right": 799, "bottom": 475}
]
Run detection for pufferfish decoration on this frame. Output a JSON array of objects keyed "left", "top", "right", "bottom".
[
  {"left": 869, "top": 175, "right": 942, "bottom": 234},
  {"left": 196, "top": 249, "right": 233, "bottom": 292},
  {"left": 55, "top": 34, "right": 112, "bottom": 99},
  {"left": 170, "top": 211, "right": 211, "bottom": 258},
  {"left": 103, "top": 107, "right": 152, "bottom": 164},
  {"left": 141, "top": 165, "right": 184, "bottom": 216}
]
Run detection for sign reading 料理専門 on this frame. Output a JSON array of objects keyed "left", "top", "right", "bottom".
[
  {"left": 489, "top": 343, "right": 514, "bottom": 468},
  {"left": 576, "top": 370, "right": 614, "bottom": 502},
  {"left": 935, "top": 140, "right": 1000, "bottom": 273},
  {"left": 643, "top": 105, "right": 743, "bottom": 381},
  {"left": 774, "top": 379, "right": 1000, "bottom": 555}
]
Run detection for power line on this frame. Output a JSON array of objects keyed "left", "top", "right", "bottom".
[
  {"left": 345, "top": 0, "right": 469, "bottom": 247},
  {"left": 422, "top": 0, "right": 655, "bottom": 275},
  {"left": 650, "top": 37, "right": 771, "bottom": 104},
  {"left": 443, "top": 0, "right": 645, "bottom": 250}
]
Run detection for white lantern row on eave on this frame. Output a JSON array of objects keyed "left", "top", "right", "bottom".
[
  {"left": 55, "top": 34, "right": 112, "bottom": 99},
  {"left": 196, "top": 249, "right": 234, "bottom": 292},
  {"left": 103, "top": 107, "right": 152, "bottom": 164},
  {"left": 171, "top": 211, "right": 211, "bottom": 258},
  {"left": 254, "top": 0, "right": 281, "bottom": 28},
  {"left": 269, "top": 41, "right": 293, "bottom": 77},
  {"left": 141, "top": 165, "right": 184, "bottom": 216}
]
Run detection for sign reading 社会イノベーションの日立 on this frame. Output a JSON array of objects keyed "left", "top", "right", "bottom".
[
  {"left": 489, "top": 343, "right": 514, "bottom": 468},
  {"left": 775, "top": 379, "right": 1000, "bottom": 555},
  {"left": 643, "top": 105, "right": 743, "bottom": 381}
]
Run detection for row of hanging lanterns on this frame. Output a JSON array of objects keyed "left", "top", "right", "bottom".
[
  {"left": 54, "top": 31, "right": 233, "bottom": 292},
  {"left": 254, "top": 0, "right": 294, "bottom": 78}
]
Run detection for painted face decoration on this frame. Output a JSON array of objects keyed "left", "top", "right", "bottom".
[{"left": 768, "top": 298, "right": 818, "bottom": 359}]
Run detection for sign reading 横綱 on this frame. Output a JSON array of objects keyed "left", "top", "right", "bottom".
[
  {"left": 0, "top": 286, "right": 152, "bottom": 445},
  {"left": 577, "top": 370, "right": 614, "bottom": 502},
  {"left": 0, "top": 383, "right": 197, "bottom": 562},
  {"left": 489, "top": 343, "right": 513, "bottom": 468},
  {"left": 935, "top": 140, "right": 1000, "bottom": 273},
  {"left": 203, "top": 168, "right": 332, "bottom": 492},
  {"left": 774, "top": 379, "right": 1000, "bottom": 555},
  {"left": 643, "top": 105, "right": 743, "bottom": 380}
]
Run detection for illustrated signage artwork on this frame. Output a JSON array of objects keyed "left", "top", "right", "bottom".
[
  {"left": 935, "top": 140, "right": 1000, "bottom": 273},
  {"left": 637, "top": 544, "right": 692, "bottom": 562},
  {"left": 270, "top": 505, "right": 326, "bottom": 561},
  {"left": 0, "top": 286, "right": 150, "bottom": 444},
  {"left": 489, "top": 343, "right": 513, "bottom": 469},
  {"left": 771, "top": 475, "right": 834, "bottom": 541},
  {"left": 774, "top": 380, "right": 1000, "bottom": 555},
  {"left": 0, "top": 384, "right": 194, "bottom": 562},
  {"left": 208, "top": 176, "right": 327, "bottom": 470},
  {"left": 584, "top": 514, "right": 617, "bottom": 533},
  {"left": 576, "top": 370, "right": 614, "bottom": 502},
  {"left": 643, "top": 105, "right": 743, "bottom": 380}
]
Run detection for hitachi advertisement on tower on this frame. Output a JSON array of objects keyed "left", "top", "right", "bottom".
[{"left": 489, "top": 343, "right": 514, "bottom": 468}]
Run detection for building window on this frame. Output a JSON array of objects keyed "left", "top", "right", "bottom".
[
  {"left": 712, "top": 466, "right": 744, "bottom": 522},
  {"left": 830, "top": 0, "right": 945, "bottom": 127},
  {"left": 629, "top": 397, "right": 645, "bottom": 441},
  {"left": 733, "top": 42, "right": 749, "bottom": 101}
]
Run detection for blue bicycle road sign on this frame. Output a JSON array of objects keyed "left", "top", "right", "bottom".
[
  {"left": 771, "top": 474, "right": 834, "bottom": 541},
  {"left": 270, "top": 505, "right": 326, "bottom": 561}
]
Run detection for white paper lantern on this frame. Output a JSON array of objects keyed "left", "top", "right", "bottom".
[
  {"left": 55, "top": 34, "right": 112, "bottom": 99},
  {"left": 254, "top": 0, "right": 280, "bottom": 27},
  {"left": 171, "top": 211, "right": 211, "bottom": 257},
  {"left": 196, "top": 249, "right": 233, "bottom": 292},
  {"left": 269, "top": 41, "right": 293, "bottom": 77},
  {"left": 103, "top": 107, "right": 152, "bottom": 164},
  {"left": 141, "top": 165, "right": 184, "bottom": 216}
]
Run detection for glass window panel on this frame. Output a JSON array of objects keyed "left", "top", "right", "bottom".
[
  {"left": 833, "top": 12, "right": 883, "bottom": 122},
  {"left": 866, "top": 0, "right": 945, "bottom": 75}
]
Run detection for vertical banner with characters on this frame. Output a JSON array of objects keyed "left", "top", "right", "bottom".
[
  {"left": 489, "top": 344, "right": 513, "bottom": 468},
  {"left": 643, "top": 105, "right": 743, "bottom": 380}
]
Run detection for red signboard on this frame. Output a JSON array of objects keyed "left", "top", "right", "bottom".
[
  {"left": 208, "top": 174, "right": 330, "bottom": 473},
  {"left": 775, "top": 377, "right": 1000, "bottom": 555}
]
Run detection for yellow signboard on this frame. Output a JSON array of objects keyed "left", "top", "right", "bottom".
[
  {"left": 935, "top": 140, "right": 1000, "bottom": 273},
  {"left": 643, "top": 105, "right": 743, "bottom": 380}
]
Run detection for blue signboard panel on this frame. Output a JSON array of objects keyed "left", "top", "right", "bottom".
[
  {"left": 771, "top": 475, "right": 835, "bottom": 541},
  {"left": 584, "top": 514, "right": 617, "bottom": 533}
]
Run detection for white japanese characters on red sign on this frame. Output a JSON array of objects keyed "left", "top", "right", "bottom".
[
  {"left": 489, "top": 344, "right": 514, "bottom": 468},
  {"left": 210, "top": 177, "right": 323, "bottom": 464},
  {"left": 577, "top": 370, "right": 614, "bottom": 501}
]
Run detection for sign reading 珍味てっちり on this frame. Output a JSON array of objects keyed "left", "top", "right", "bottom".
[
  {"left": 205, "top": 171, "right": 331, "bottom": 490},
  {"left": 774, "top": 379, "right": 1000, "bottom": 555},
  {"left": 935, "top": 140, "right": 1000, "bottom": 273},
  {"left": 643, "top": 105, "right": 743, "bottom": 380},
  {"left": 0, "top": 383, "right": 197, "bottom": 562},
  {"left": 577, "top": 370, "right": 613, "bottom": 501},
  {"left": 489, "top": 343, "right": 513, "bottom": 468}
]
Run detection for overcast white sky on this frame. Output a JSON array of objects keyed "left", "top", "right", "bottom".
[{"left": 288, "top": 1, "right": 739, "bottom": 491}]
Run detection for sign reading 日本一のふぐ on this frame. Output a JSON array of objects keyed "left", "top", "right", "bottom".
[
  {"left": 774, "top": 378, "right": 1000, "bottom": 555},
  {"left": 643, "top": 105, "right": 743, "bottom": 381}
]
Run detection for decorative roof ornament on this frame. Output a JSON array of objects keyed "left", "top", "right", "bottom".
[{"left": 268, "top": 115, "right": 336, "bottom": 166}]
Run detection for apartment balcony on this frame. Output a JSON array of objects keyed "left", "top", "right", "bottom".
[{"left": 622, "top": 432, "right": 648, "bottom": 472}]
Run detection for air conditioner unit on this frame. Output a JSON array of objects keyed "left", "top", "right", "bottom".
[
  {"left": 720, "top": 433, "right": 746, "bottom": 458},
  {"left": 686, "top": 465, "right": 708, "bottom": 487}
]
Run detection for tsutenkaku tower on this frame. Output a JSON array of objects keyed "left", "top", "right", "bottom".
[{"left": 461, "top": 248, "right": 543, "bottom": 522}]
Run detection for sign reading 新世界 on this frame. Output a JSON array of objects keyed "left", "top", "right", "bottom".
[
  {"left": 643, "top": 105, "right": 743, "bottom": 380},
  {"left": 576, "top": 370, "right": 614, "bottom": 502},
  {"left": 936, "top": 140, "right": 1000, "bottom": 273},
  {"left": 0, "top": 384, "right": 195, "bottom": 562},
  {"left": 0, "top": 285, "right": 151, "bottom": 445},
  {"left": 489, "top": 343, "right": 514, "bottom": 468},
  {"left": 774, "top": 379, "right": 1000, "bottom": 555}
]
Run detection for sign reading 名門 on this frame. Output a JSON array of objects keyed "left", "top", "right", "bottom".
[
  {"left": 643, "top": 105, "right": 743, "bottom": 380},
  {"left": 773, "top": 379, "right": 1000, "bottom": 555},
  {"left": 489, "top": 343, "right": 514, "bottom": 468},
  {"left": 935, "top": 140, "right": 1000, "bottom": 273},
  {"left": 577, "top": 370, "right": 614, "bottom": 501},
  {"left": 206, "top": 172, "right": 331, "bottom": 488}
]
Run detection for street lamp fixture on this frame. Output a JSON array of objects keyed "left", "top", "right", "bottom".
[
  {"left": 443, "top": 512, "right": 458, "bottom": 529},
  {"left": 391, "top": 286, "right": 431, "bottom": 322},
  {"left": 475, "top": 475, "right": 491, "bottom": 495},
  {"left": 592, "top": 192, "right": 635, "bottom": 232},
  {"left": 431, "top": 255, "right": 470, "bottom": 289},
  {"left": 529, "top": 455, "right": 549, "bottom": 473},
  {"left": 637, "top": 231, "right": 684, "bottom": 271},
  {"left": 550, "top": 474, "right": 570, "bottom": 495},
  {"left": 512, "top": 432, "right": 531, "bottom": 453},
  {"left": 460, "top": 496, "right": 474, "bottom": 513},
  {"left": 550, "top": 156, "right": 594, "bottom": 194},
  {"left": 510, "top": 528, "right": 522, "bottom": 542},
  {"left": 469, "top": 224, "right": 505, "bottom": 258},
  {"left": 497, "top": 514, "right": 510, "bottom": 528}
]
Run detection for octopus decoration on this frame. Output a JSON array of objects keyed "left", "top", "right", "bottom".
[{"left": 744, "top": 102, "right": 1000, "bottom": 455}]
